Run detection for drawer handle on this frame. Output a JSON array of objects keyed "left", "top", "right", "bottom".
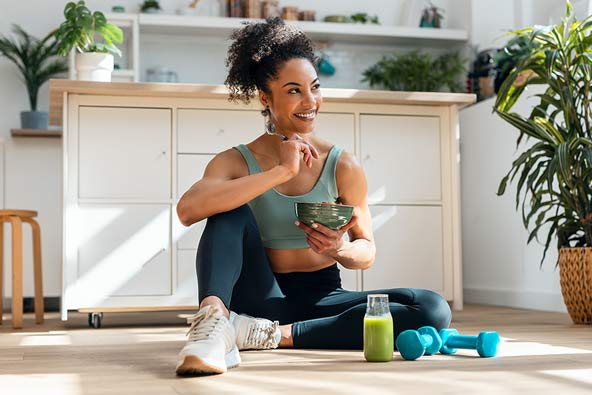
[{"left": 144, "top": 248, "right": 165, "bottom": 266}]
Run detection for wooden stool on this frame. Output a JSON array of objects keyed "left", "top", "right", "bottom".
[{"left": 0, "top": 210, "right": 44, "bottom": 329}]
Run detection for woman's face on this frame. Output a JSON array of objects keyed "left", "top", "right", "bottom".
[{"left": 260, "top": 58, "right": 322, "bottom": 136}]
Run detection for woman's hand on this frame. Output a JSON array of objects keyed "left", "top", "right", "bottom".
[
  {"left": 295, "top": 215, "right": 358, "bottom": 258},
  {"left": 278, "top": 135, "right": 319, "bottom": 178}
]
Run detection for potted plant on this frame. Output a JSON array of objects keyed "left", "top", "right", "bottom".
[
  {"left": 55, "top": 1, "right": 123, "bottom": 82},
  {"left": 140, "top": 0, "right": 162, "bottom": 14},
  {"left": 493, "top": 1, "right": 592, "bottom": 324},
  {"left": 0, "top": 25, "right": 68, "bottom": 129},
  {"left": 362, "top": 50, "right": 465, "bottom": 92}
]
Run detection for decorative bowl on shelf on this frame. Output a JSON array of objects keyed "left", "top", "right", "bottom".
[{"left": 294, "top": 202, "right": 354, "bottom": 230}]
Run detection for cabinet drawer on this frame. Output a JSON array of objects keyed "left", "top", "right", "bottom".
[
  {"left": 176, "top": 249, "right": 199, "bottom": 305},
  {"left": 73, "top": 204, "right": 172, "bottom": 302},
  {"left": 78, "top": 107, "right": 171, "bottom": 200},
  {"left": 314, "top": 113, "right": 355, "bottom": 153},
  {"left": 178, "top": 109, "right": 263, "bottom": 153},
  {"left": 361, "top": 115, "right": 441, "bottom": 204},
  {"left": 363, "top": 205, "right": 444, "bottom": 294}
]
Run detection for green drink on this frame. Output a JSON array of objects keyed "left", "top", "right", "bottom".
[{"left": 364, "top": 294, "right": 394, "bottom": 362}]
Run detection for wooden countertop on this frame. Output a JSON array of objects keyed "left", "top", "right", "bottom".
[{"left": 49, "top": 79, "right": 476, "bottom": 127}]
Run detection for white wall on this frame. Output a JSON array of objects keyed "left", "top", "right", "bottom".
[{"left": 461, "top": 0, "right": 574, "bottom": 312}]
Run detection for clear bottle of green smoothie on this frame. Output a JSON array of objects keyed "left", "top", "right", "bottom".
[{"left": 364, "top": 294, "right": 394, "bottom": 362}]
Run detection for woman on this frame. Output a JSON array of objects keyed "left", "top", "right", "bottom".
[{"left": 175, "top": 18, "right": 451, "bottom": 376}]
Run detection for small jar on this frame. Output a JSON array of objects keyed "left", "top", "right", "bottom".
[
  {"left": 363, "top": 294, "right": 394, "bottom": 362},
  {"left": 298, "top": 10, "right": 315, "bottom": 21},
  {"left": 244, "top": 0, "right": 261, "bottom": 18},
  {"left": 282, "top": 6, "right": 299, "bottom": 21},
  {"left": 261, "top": 0, "right": 280, "bottom": 18}
]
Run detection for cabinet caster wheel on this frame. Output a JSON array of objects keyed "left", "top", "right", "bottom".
[{"left": 88, "top": 313, "right": 103, "bottom": 329}]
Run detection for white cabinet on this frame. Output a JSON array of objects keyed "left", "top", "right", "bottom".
[
  {"left": 314, "top": 112, "right": 355, "bottom": 153},
  {"left": 73, "top": 204, "right": 171, "bottom": 303},
  {"left": 56, "top": 85, "right": 469, "bottom": 318},
  {"left": 176, "top": 249, "right": 199, "bottom": 305},
  {"left": 78, "top": 107, "right": 171, "bottom": 200},
  {"left": 361, "top": 115, "right": 441, "bottom": 204},
  {"left": 360, "top": 112, "right": 453, "bottom": 300},
  {"left": 177, "top": 109, "right": 263, "bottom": 153},
  {"left": 364, "top": 206, "right": 446, "bottom": 295}
]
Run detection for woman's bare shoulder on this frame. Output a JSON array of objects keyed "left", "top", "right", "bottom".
[{"left": 205, "top": 147, "right": 249, "bottom": 179}]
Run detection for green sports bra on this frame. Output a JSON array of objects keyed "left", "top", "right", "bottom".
[{"left": 234, "top": 144, "right": 344, "bottom": 249}]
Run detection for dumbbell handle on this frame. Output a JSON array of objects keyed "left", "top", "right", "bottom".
[{"left": 444, "top": 334, "right": 478, "bottom": 349}]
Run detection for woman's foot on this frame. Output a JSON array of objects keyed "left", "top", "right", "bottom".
[
  {"left": 230, "top": 312, "right": 281, "bottom": 350},
  {"left": 175, "top": 305, "right": 241, "bottom": 376}
]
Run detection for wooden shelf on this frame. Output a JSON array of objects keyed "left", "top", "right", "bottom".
[
  {"left": 11, "top": 128, "right": 62, "bottom": 138},
  {"left": 138, "top": 14, "right": 469, "bottom": 47}
]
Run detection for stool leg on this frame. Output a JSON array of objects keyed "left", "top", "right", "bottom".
[
  {"left": 9, "top": 216, "right": 23, "bottom": 329},
  {"left": 28, "top": 219, "right": 43, "bottom": 324},
  {"left": 0, "top": 220, "right": 3, "bottom": 325}
]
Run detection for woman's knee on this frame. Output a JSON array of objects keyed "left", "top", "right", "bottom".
[{"left": 412, "top": 289, "right": 452, "bottom": 329}]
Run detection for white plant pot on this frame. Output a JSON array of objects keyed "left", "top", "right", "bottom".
[{"left": 75, "top": 53, "right": 114, "bottom": 82}]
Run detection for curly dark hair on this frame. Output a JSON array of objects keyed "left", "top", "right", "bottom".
[{"left": 224, "top": 17, "right": 318, "bottom": 104}]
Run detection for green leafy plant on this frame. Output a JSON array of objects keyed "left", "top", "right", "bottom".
[
  {"left": 362, "top": 50, "right": 465, "bottom": 92},
  {"left": 0, "top": 25, "right": 68, "bottom": 111},
  {"left": 349, "top": 13, "right": 379, "bottom": 25},
  {"left": 494, "top": 1, "right": 592, "bottom": 266},
  {"left": 140, "top": 0, "right": 162, "bottom": 12},
  {"left": 55, "top": 1, "right": 123, "bottom": 57}
]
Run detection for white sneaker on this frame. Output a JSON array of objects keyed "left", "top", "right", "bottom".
[
  {"left": 176, "top": 305, "right": 241, "bottom": 376},
  {"left": 230, "top": 312, "right": 281, "bottom": 350}
]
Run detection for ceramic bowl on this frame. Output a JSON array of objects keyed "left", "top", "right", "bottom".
[{"left": 294, "top": 202, "right": 354, "bottom": 230}]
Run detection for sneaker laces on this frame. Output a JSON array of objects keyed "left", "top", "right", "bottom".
[
  {"left": 243, "top": 319, "right": 280, "bottom": 349},
  {"left": 185, "top": 306, "right": 226, "bottom": 342}
]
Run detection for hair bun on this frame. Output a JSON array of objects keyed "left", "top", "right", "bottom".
[{"left": 225, "top": 17, "right": 317, "bottom": 104}]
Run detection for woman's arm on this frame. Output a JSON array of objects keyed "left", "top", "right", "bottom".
[
  {"left": 296, "top": 151, "right": 376, "bottom": 270},
  {"left": 177, "top": 137, "right": 319, "bottom": 226},
  {"left": 177, "top": 149, "right": 290, "bottom": 226}
]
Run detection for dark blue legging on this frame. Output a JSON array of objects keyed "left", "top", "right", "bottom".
[{"left": 196, "top": 204, "right": 451, "bottom": 349}]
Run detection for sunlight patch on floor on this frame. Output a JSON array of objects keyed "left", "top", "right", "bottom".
[
  {"left": 0, "top": 374, "right": 81, "bottom": 395},
  {"left": 540, "top": 368, "right": 592, "bottom": 385}
]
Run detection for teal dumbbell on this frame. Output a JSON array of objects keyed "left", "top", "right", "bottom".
[
  {"left": 396, "top": 326, "right": 443, "bottom": 361},
  {"left": 439, "top": 329, "right": 500, "bottom": 357}
]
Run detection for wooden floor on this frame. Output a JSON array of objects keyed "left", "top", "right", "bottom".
[{"left": 1, "top": 304, "right": 591, "bottom": 395}]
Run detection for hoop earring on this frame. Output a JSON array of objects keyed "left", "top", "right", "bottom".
[
  {"left": 262, "top": 106, "right": 288, "bottom": 140},
  {"left": 262, "top": 107, "right": 277, "bottom": 134}
]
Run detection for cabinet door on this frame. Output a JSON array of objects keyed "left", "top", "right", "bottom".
[
  {"left": 78, "top": 107, "right": 171, "bottom": 200},
  {"left": 314, "top": 113, "right": 355, "bottom": 153},
  {"left": 363, "top": 205, "right": 444, "bottom": 295},
  {"left": 72, "top": 204, "right": 171, "bottom": 305},
  {"left": 361, "top": 115, "right": 441, "bottom": 204},
  {"left": 176, "top": 249, "right": 199, "bottom": 305},
  {"left": 178, "top": 109, "right": 263, "bottom": 153}
]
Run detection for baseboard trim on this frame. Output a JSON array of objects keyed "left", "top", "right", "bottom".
[
  {"left": 464, "top": 286, "right": 567, "bottom": 313},
  {"left": 2, "top": 297, "right": 60, "bottom": 313}
]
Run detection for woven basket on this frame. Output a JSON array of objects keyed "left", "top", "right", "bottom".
[{"left": 559, "top": 247, "right": 592, "bottom": 324}]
